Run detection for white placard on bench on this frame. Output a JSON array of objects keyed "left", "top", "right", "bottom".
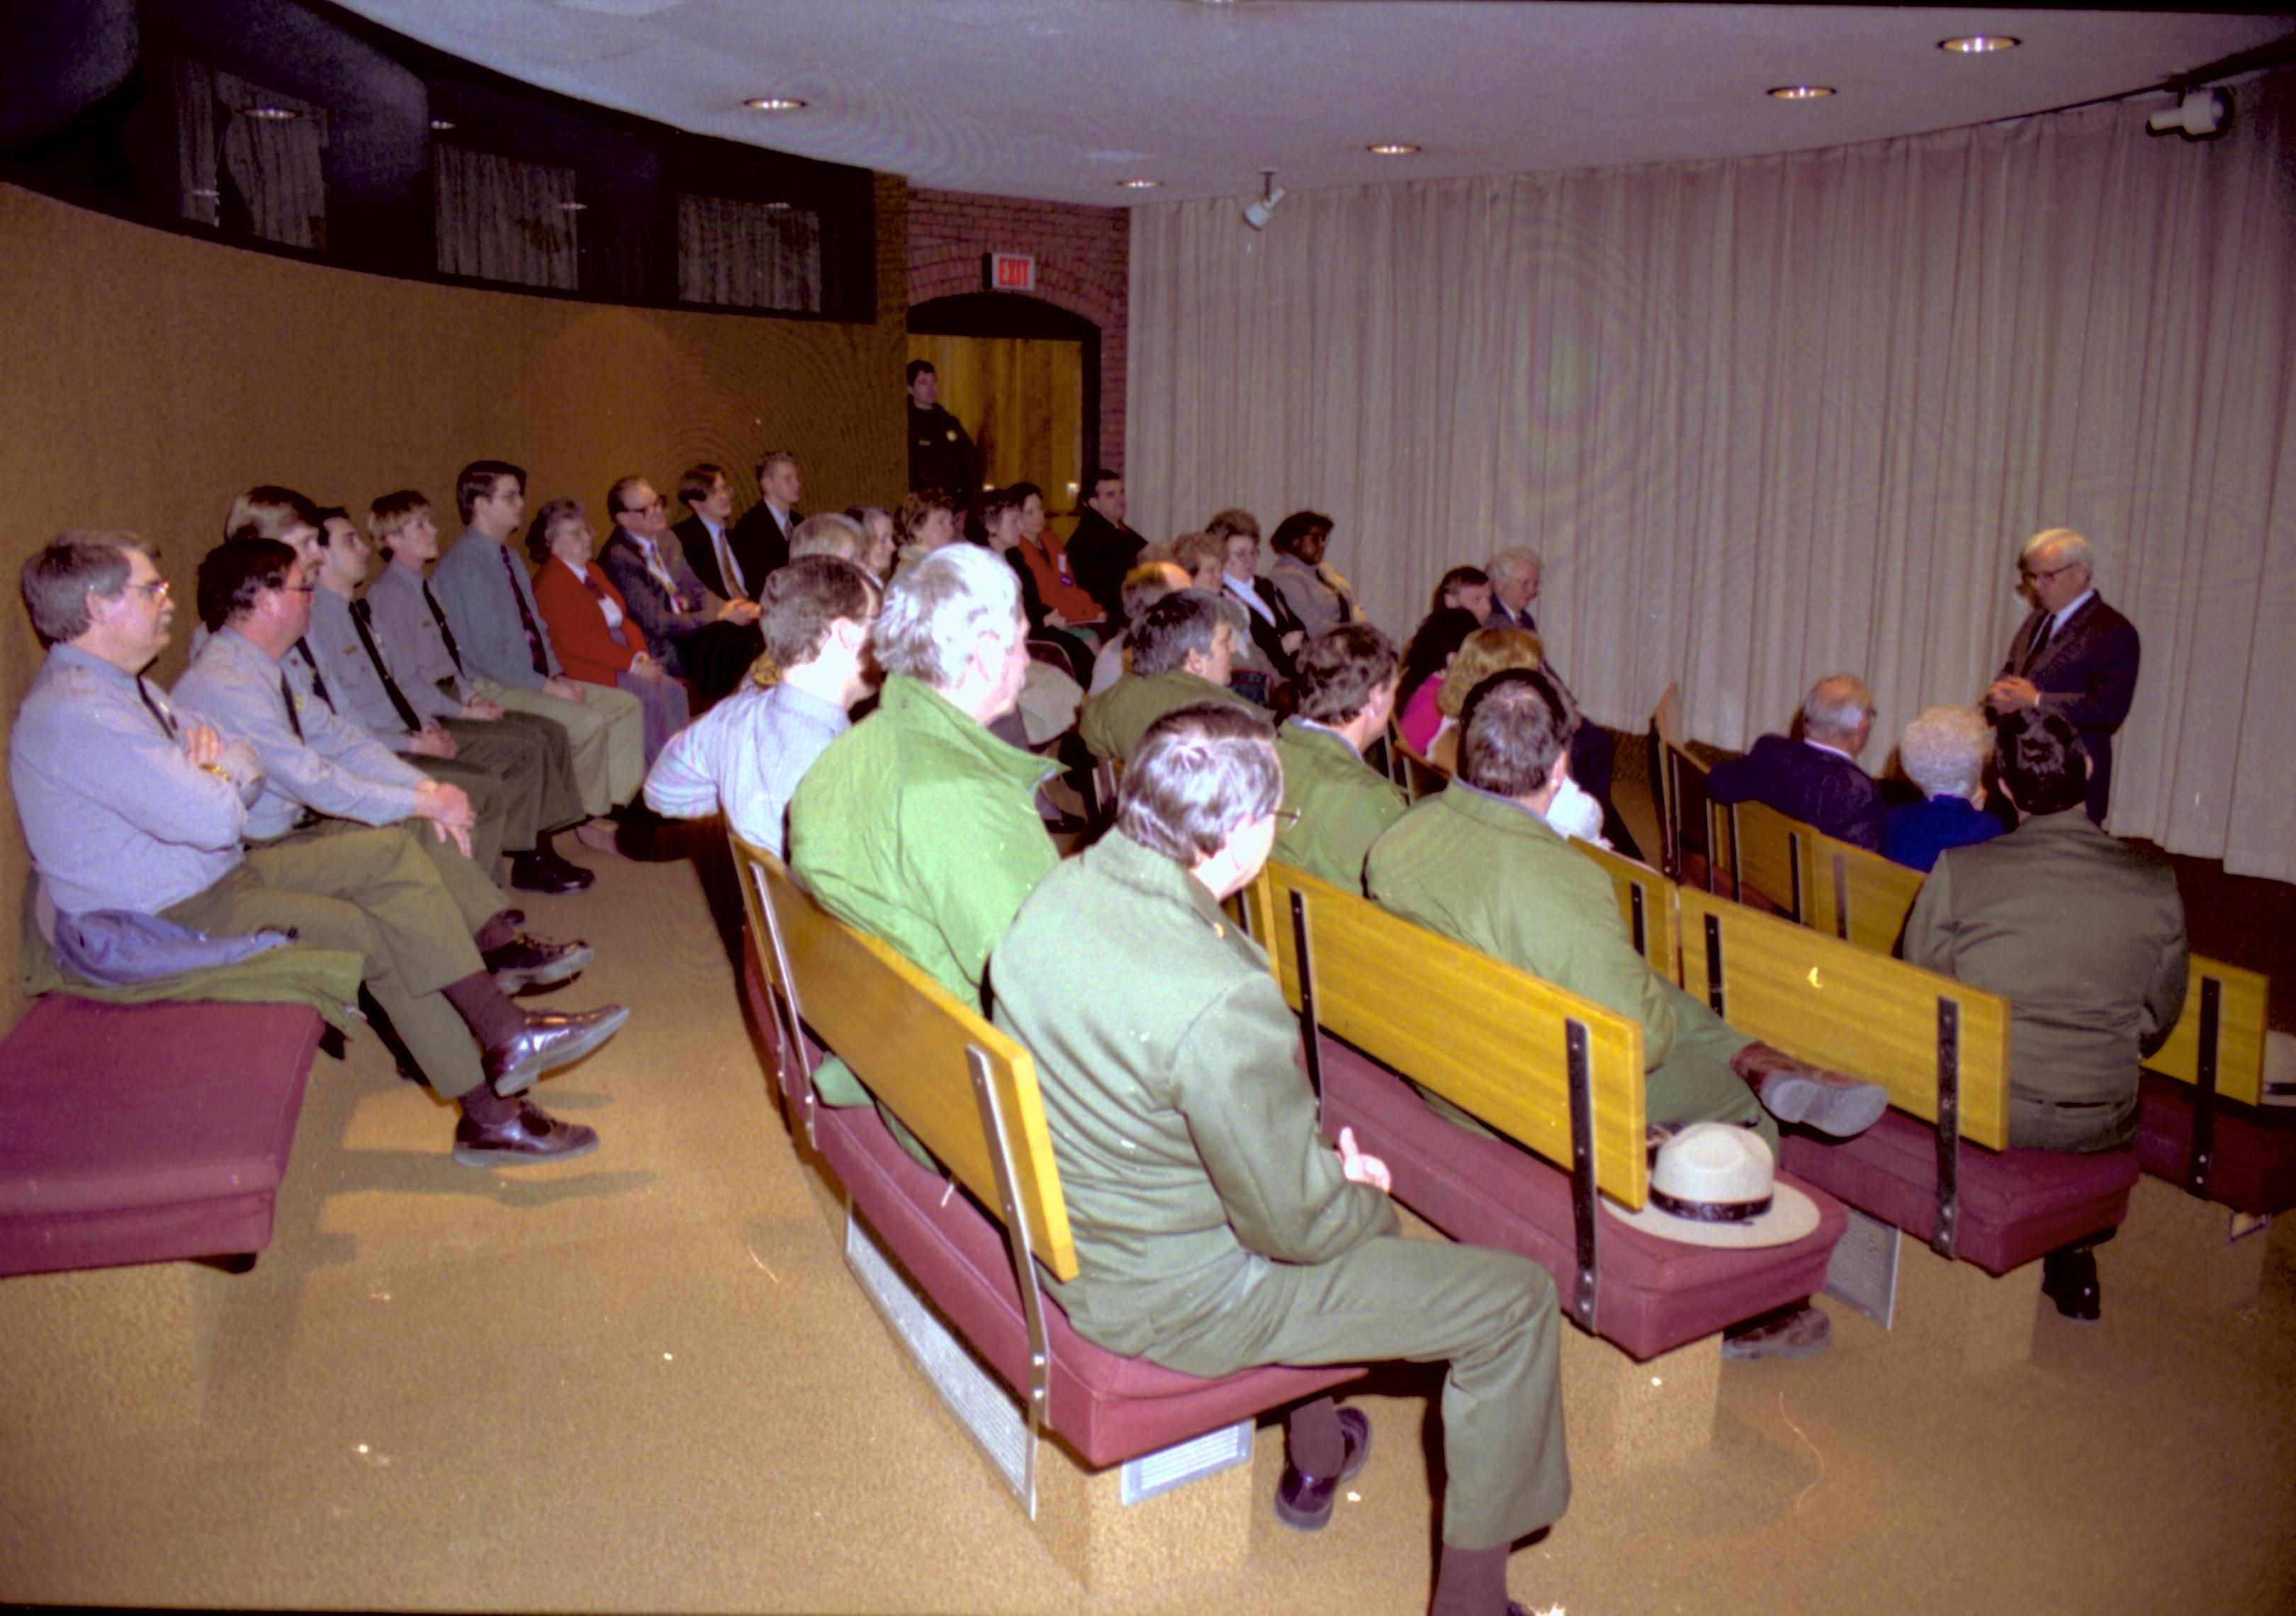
[
  {"left": 1823, "top": 1206, "right": 1902, "bottom": 1329},
  {"left": 1120, "top": 1418, "right": 1254, "bottom": 1507},
  {"left": 845, "top": 1211, "right": 1034, "bottom": 1509}
]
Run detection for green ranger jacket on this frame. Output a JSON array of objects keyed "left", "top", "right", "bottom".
[
  {"left": 791, "top": 674, "right": 1056, "bottom": 1111},
  {"left": 1078, "top": 670, "right": 1253, "bottom": 762},
  {"left": 990, "top": 832, "right": 1397, "bottom": 1359},
  {"left": 1273, "top": 719, "right": 1408, "bottom": 891},
  {"left": 1366, "top": 782, "right": 1687, "bottom": 1072}
]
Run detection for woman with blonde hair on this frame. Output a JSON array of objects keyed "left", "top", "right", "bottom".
[{"left": 1431, "top": 628, "right": 1610, "bottom": 846}]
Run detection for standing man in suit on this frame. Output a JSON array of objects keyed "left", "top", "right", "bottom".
[
  {"left": 1706, "top": 674, "right": 1886, "bottom": 852},
  {"left": 727, "top": 450, "right": 802, "bottom": 589},
  {"left": 1067, "top": 468, "right": 1145, "bottom": 625},
  {"left": 1984, "top": 527, "right": 2140, "bottom": 825},
  {"left": 1902, "top": 707, "right": 2185, "bottom": 1319}
]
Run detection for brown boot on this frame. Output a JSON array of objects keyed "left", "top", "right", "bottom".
[{"left": 1731, "top": 1043, "right": 1890, "bottom": 1138}]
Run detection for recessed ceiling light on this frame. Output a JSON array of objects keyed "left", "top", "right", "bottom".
[
  {"left": 1118, "top": 178, "right": 1162, "bottom": 190},
  {"left": 744, "top": 96, "right": 806, "bottom": 112},
  {"left": 1367, "top": 142, "right": 1421, "bottom": 156},
  {"left": 428, "top": 118, "right": 455, "bottom": 132},
  {"left": 764, "top": 201, "right": 793, "bottom": 211},
  {"left": 558, "top": 201, "right": 587, "bottom": 212},
  {"left": 1940, "top": 35, "right": 2019, "bottom": 55},
  {"left": 1767, "top": 85, "right": 1835, "bottom": 101},
  {"left": 244, "top": 106, "right": 301, "bottom": 122}
]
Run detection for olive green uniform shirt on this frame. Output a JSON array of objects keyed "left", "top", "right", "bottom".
[
  {"left": 1078, "top": 670, "right": 1252, "bottom": 763},
  {"left": 1366, "top": 782, "right": 1769, "bottom": 1143},
  {"left": 791, "top": 675, "right": 1056, "bottom": 1116},
  {"left": 1902, "top": 807, "right": 2186, "bottom": 1151},
  {"left": 1273, "top": 719, "right": 1407, "bottom": 891},
  {"left": 991, "top": 833, "right": 1398, "bottom": 1352}
]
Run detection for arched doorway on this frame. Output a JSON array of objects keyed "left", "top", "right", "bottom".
[{"left": 907, "top": 291, "right": 1099, "bottom": 538}]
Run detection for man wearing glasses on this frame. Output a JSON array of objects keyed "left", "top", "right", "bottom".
[{"left": 1984, "top": 527, "right": 2140, "bottom": 825}]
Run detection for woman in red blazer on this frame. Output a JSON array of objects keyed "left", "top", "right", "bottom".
[{"left": 526, "top": 497, "right": 689, "bottom": 762}]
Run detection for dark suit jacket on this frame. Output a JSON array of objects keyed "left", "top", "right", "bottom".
[
  {"left": 1483, "top": 602, "right": 1538, "bottom": 634},
  {"left": 1706, "top": 733, "right": 1886, "bottom": 851},
  {"left": 1225, "top": 576, "right": 1305, "bottom": 684},
  {"left": 1902, "top": 807, "right": 2185, "bottom": 1151},
  {"left": 1998, "top": 593, "right": 2140, "bottom": 824},
  {"left": 1067, "top": 509, "right": 1146, "bottom": 623},
  {"left": 675, "top": 514, "right": 752, "bottom": 604},
  {"left": 600, "top": 534, "right": 714, "bottom": 668}
]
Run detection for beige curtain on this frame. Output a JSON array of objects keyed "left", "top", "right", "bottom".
[
  {"left": 434, "top": 143, "right": 579, "bottom": 291},
  {"left": 1130, "top": 75, "right": 2296, "bottom": 880},
  {"left": 677, "top": 193, "right": 823, "bottom": 313}
]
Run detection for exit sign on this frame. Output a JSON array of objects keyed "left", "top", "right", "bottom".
[{"left": 984, "top": 252, "right": 1036, "bottom": 292}]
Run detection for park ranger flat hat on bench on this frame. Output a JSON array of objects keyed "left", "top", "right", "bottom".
[{"left": 1602, "top": 1122, "right": 1820, "bottom": 1250}]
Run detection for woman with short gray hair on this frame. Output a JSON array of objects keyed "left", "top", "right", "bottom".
[{"left": 1881, "top": 705, "right": 2005, "bottom": 872}]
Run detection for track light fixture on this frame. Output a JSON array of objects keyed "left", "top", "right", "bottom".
[
  {"left": 1242, "top": 169, "right": 1285, "bottom": 231},
  {"left": 2147, "top": 87, "right": 2231, "bottom": 141}
]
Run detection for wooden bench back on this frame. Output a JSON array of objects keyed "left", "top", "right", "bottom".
[
  {"left": 1808, "top": 831, "right": 1925, "bottom": 953},
  {"left": 1395, "top": 739, "right": 1451, "bottom": 803},
  {"left": 1245, "top": 860, "right": 1650, "bottom": 1208},
  {"left": 1574, "top": 841, "right": 1681, "bottom": 979},
  {"left": 1677, "top": 885, "right": 2013, "bottom": 1152},
  {"left": 1716, "top": 798, "right": 1814, "bottom": 922},
  {"left": 732, "top": 836, "right": 1080, "bottom": 1280},
  {"left": 2146, "top": 956, "right": 2271, "bottom": 1108}
]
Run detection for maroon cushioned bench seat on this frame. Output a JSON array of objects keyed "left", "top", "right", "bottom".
[
  {"left": 0, "top": 995, "right": 326, "bottom": 1278},
  {"left": 1779, "top": 1111, "right": 2138, "bottom": 1274},
  {"left": 2136, "top": 1072, "right": 2296, "bottom": 1215},
  {"left": 1317, "top": 1039, "right": 1849, "bottom": 1362},
  {"left": 813, "top": 1098, "right": 1362, "bottom": 1470}
]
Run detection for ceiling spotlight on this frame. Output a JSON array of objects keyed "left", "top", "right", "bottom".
[
  {"left": 1767, "top": 85, "right": 1834, "bottom": 101},
  {"left": 243, "top": 105, "right": 301, "bottom": 122},
  {"left": 428, "top": 118, "right": 456, "bottom": 132},
  {"left": 1242, "top": 169, "right": 1286, "bottom": 231},
  {"left": 1940, "top": 35, "right": 2018, "bottom": 55},
  {"left": 744, "top": 96, "right": 806, "bottom": 112},
  {"left": 2148, "top": 86, "right": 2231, "bottom": 140},
  {"left": 558, "top": 201, "right": 588, "bottom": 212},
  {"left": 1118, "top": 178, "right": 1163, "bottom": 190},
  {"left": 1367, "top": 142, "right": 1420, "bottom": 156}
]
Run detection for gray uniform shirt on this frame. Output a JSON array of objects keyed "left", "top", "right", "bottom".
[
  {"left": 305, "top": 585, "right": 458, "bottom": 749},
  {"left": 431, "top": 527, "right": 559, "bottom": 690},
  {"left": 9, "top": 645, "right": 264, "bottom": 916},
  {"left": 174, "top": 627, "right": 427, "bottom": 841},
  {"left": 364, "top": 562, "right": 473, "bottom": 702},
  {"left": 642, "top": 680, "right": 848, "bottom": 857}
]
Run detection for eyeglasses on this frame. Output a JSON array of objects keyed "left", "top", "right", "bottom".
[
  {"left": 2018, "top": 561, "right": 2079, "bottom": 583},
  {"left": 125, "top": 579, "right": 171, "bottom": 600}
]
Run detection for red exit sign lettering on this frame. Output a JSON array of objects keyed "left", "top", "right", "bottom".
[{"left": 984, "top": 252, "right": 1037, "bottom": 292}]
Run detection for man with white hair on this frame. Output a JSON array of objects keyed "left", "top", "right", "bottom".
[
  {"left": 1984, "top": 527, "right": 2140, "bottom": 825},
  {"left": 1484, "top": 548, "right": 1541, "bottom": 634},
  {"left": 1706, "top": 673, "right": 1886, "bottom": 851},
  {"left": 1884, "top": 705, "right": 2004, "bottom": 872}
]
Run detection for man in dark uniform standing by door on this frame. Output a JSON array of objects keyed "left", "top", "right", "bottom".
[{"left": 905, "top": 359, "right": 977, "bottom": 508}]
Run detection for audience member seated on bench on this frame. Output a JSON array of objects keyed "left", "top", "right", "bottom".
[
  {"left": 1273, "top": 623, "right": 1407, "bottom": 889},
  {"left": 10, "top": 532, "right": 626, "bottom": 1167},
  {"left": 789, "top": 544, "right": 1057, "bottom": 1164},
  {"left": 1366, "top": 670, "right": 1888, "bottom": 1358},
  {"left": 643, "top": 558, "right": 879, "bottom": 856},
  {"left": 1396, "top": 605, "right": 1482, "bottom": 756},
  {"left": 1706, "top": 674, "right": 1886, "bottom": 852},
  {"left": 599, "top": 474, "right": 764, "bottom": 714},
  {"left": 1079, "top": 589, "right": 1254, "bottom": 763},
  {"left": 1884, "top": 705, "right": 2003, "bottom": 872},
  {"left": 1426, "top": 630, "right": 1606, "bottom": 847},
  {"left": 991, "top": 703, "right": 1568, "bottom": 1616},
  {"left": 1902, "top": 708, "right": 2187, "bottom": 1318},
  {"left": 527, "top": 497, "right": 690, "bottom": 766},
  {"left": 1088, "top": 561, "right": 1190, "bottom": 696}
]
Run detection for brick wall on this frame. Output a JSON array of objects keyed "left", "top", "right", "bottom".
[{"left": 906, "top": 186, "right": 1129, "bottom": 474}]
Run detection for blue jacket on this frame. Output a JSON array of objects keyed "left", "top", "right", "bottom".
[{"left": 1883, "top": 794, "right": 2003, "bottom": 872}]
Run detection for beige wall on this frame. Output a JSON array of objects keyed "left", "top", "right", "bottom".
[{"left": 0, "top": 176, "right": 909, "bottom": 1019}]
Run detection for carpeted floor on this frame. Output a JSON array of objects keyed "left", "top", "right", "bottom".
[{"left": 3, "top": 793, "right": 2294, "bottom": 1614}]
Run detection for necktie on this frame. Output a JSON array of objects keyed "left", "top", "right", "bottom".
[
  {"left": 638, "top": 539, "right": 678, "bottom": 600},
  {"left": 137, "top": 676, "right": 179, "bottom": 739},
  {"left": 2027, "top": 614, "right": 2054, "bottom": 670},
  {"left": 712, "top": 527, "right": 749, "bottom": 601},
  {"left": 498, "top": 545, "right": 552, "bottom": 676},
  {"left": 293, "top": 639, "right": 333, "bottom": 710},
  {"left": 279, "top": 668, "right": 304, "bottom": 741},
  {"left": 421, "top": 580, "right": 466, "bottom": 676},
  {"left": 351, "top": 597, "right": 424, "bottom": 734}
]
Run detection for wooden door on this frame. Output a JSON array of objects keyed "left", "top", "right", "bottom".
[{"left": 908, "top": 333, "right": 1085, "bottom": 537}]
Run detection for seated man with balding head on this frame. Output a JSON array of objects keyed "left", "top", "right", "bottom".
[
  {"left": 1706, "top": 673, "right": 1886, "bottom": 851},
  {"left": 1077, "top": 588, "right": 1254, "bottom": 763}
]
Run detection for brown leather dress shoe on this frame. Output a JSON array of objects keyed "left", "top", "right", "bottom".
[
  {"left": 483, "top": 1004, "right": 631, "bottom": 1096},
  {"left": 1731, "top": 1042, "right": 1889, "bottom": 1138},
  {"left": 483, "top": 936, "right": 594, "bottom": 993},
  {"left": 452, "top": 1099, "right": 600, "bottom": 1167}
]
